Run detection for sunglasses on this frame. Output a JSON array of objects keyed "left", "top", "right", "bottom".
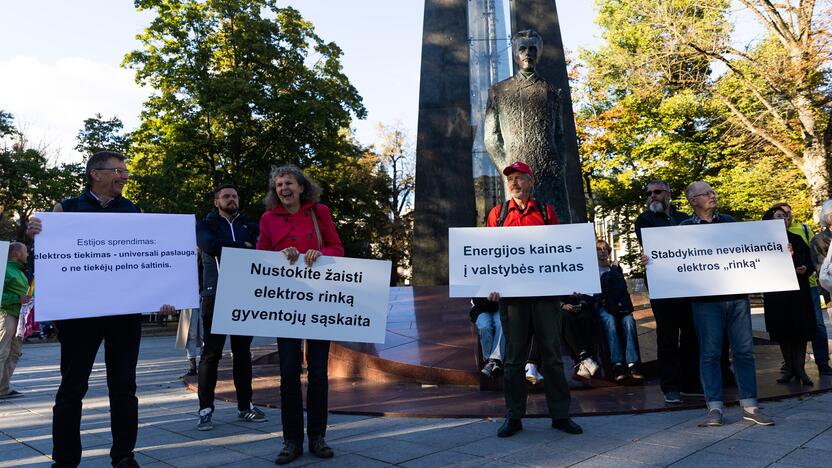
[{"left": 646, "top": 189, "right": 666, "bottom": 196}]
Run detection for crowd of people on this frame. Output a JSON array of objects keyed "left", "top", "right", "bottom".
[
  {"left": 2, "top": 150, "right": 831, "bottom": 466},
  {"left": 473, "top": 164, "right": 832, "bottom": 435}
]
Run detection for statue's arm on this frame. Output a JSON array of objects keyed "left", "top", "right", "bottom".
[{"left": 484, "top": 89, "right": 506, "bottom": 167}]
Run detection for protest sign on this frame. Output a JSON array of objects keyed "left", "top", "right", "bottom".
[
  {"left": 211, "top": 248, "right": 391, "bottom": 343},
  {"left": 33, "top": 212, "right": 199, "bottom": 320},
  {"left": 642, "top": 219, "right": 798, "bottom": 299},
  {"left": 0, "top": 241, "right": 8, "bottom": 299},
  {"left": 448, "top": 223, "right": 601, "bottom": 298}
]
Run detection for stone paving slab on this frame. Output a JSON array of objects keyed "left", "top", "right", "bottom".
[{"left": 2, "top": 335, "right": 832, "bottom": 467}]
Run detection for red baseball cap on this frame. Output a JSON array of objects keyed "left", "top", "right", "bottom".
[{"left": 503, "top": 161, "right": 534, "bottom": 178}]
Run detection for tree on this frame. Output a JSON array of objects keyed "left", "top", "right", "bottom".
[
  {"left": 123, "top": 0, "right": 366, "bottom": 222},
  {"left": 626, "top": 0, "right": 832, "bottom": 211},
  {"left": 0, "top": 111, "right": 83, "bottom": 240},
  {"left": 371, "top": 123, "right": 415, "bottom": 284},
  {"left": 75, "top": 114, "right": 131, "bottom": 159}
]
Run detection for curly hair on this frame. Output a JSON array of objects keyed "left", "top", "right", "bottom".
[{"left": 264, "top": 164, "right": 322, "bottom": 210}]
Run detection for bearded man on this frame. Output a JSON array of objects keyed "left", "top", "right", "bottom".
[{"left": 634, "top": 180, "right": 700, "bottom": 405}]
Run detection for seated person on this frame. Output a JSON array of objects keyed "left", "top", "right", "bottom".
[
  {"left": 595, "top": 240, "right": 643, "bottom": 382},
  {"left": 470, "top": 298, "right": 505, "bottom": 377},
  {"left": 560, "top": 293, "right": 600, "bottom": 380}
]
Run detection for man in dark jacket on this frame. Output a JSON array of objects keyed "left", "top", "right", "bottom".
[
  {"left": 195, "top": 184, "right": 265, "bottom": 431},
  {"left": 26, "top": 151, "right": 151, "bottom": 468},
  {"left": 634, "top": 180, "right": 700, "bottom": 404}
]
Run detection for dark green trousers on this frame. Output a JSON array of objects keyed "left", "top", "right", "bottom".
[{"left": 499, "top": 296, "right": 571, "bottom": 419}]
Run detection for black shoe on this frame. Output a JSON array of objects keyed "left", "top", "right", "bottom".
[
  {"left": 0, "top": 390, "right": 23, "bottom": 399},
  {"left": 308, "top": 437, "right": 334, "bottom": 459},
  {"left": 818, "top": 365, "right": 832, "bottom": 376},
  {"left": 552, "top": 417, "right": 583, "bottom": 434},
  {"left": 612, "top": 364, "right": 627, "bottom": 382},
  {"left": 497, "top": 418, "right": 522, "bottom": 437},
  {"left": 275, "top": 440, "right": 303, "bottom": 465},
  {"left": 627, "top": 362, "right": 645, "bottom": 381},
  {"left": 114, "top": 456, "right": 140, "bottom": 468},
  {"left": 776, "top": 372, "right": 796, "bottom": 384},
  {"left": 186, "top": 358, "right": 197, "bottom": 376}
]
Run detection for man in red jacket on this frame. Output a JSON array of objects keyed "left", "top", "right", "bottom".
[{"left": 487, "top": 162, "right": 582, "bottom": 438}]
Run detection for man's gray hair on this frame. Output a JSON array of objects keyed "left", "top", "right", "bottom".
[
  {"left": 8, "top": 241, "right": 26, "bottom": 256},
  {"left": 821, "top": 199, "right": 832, "bottom": 229},
  {"left": 646, "top": 180, "right": 670, "bottom": 191},
  {"left": 684, "top": 181, "right": 707, "bottom": 200}
]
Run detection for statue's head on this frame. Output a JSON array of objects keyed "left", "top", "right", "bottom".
[{"left": 512, "top": 30, "right": 543, "bottom": 72}]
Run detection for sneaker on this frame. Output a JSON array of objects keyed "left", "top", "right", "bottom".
[
  {"left": 275, "top": 440, "right": 303, "bottom": 465},
  {"left": 698, "top": 409, "right": 723, "bottom": 427},
  {"left": 238, "top": 405, "right": 267, "bottom": 423},
  {"left": 664, "top": 391, "right": 683, "bottom": 404},
  {"left": 197, "top": 408, "right": 213, "bottom": 431},
  {"left": 582, "top": 357, "right": 599, "bottom": 377},
  {"left": 0, "top": 390, "right": 23, "bottom": 399},
  {"left": 308, "top": 436, "right": 334, "bottom": 459},
  {"left": 628, "top": 362, "right": 645, "bottom": 380},
  {"left": 525, "top": 363, "right": 544, "bottom": 384},
  {"left": 743, "top": 408, "right": 774, "bottom": 426},
  {"left": 481, "top": 360, "right": 497, "bottom": 377}
]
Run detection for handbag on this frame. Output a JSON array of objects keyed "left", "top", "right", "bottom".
[{"left": 818, "top": 242, "right": 832, "bottom": 291}]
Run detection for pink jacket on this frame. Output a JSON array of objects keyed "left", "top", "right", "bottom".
[{"left": 256, "top": 201, "right": 344, "bottom": 257}]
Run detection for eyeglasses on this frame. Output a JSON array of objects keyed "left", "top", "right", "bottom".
[
  {"left": 646, "top": 189, "right": 666, "bottom": 196},
  {"left": 691, "top": 190, "right": 716, "bottom": 199},
  {"left": 95, "top": 167, "right": 130, "bottom": 177}
]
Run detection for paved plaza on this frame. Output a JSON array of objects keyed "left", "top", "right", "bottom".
[{"left": 3, "top": 335, "right": 832, "bottom": 467}]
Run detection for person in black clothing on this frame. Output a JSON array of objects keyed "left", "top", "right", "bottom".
[
  {"left": 194, "top": 184, "right": 266, "bottom": 430},
  {"left": 560, "top": 294, "right": 599, "bottom": 381},
  {"left": 762, "top": 206, "right": 816, "bottom": 386},
  {"left": 635, "top": 180, "right": 701, "bottom": 404},
  {"left": 26, "top": 151, "right": 167, "bottom": 468}
]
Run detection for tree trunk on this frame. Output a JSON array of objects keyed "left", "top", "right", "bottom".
[{"left": 801, "top": 142, "right": 831, "bottom": 220}]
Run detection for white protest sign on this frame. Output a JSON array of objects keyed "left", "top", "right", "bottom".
[
  {"left": 33, "top": 212, "right": 199, "bottom": 320},
  {"left": 0, "top": 241, "right": 9, "bottom": 300},
  {"left": 211, "top": 248, "right": 391, "bottom": 343},
  {"left": 642, "top": 219, "right": 798, "bottom": 299},
  {"left": 448, "top": 223, "right": 601, "bottom": 298}
]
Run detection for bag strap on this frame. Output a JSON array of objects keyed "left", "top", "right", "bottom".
[
  {"left": 496, "top": 199, "right": 550, "bottom": 226},
  {"left": 310, "top": 204, "right": 323, "bottom": 250}
]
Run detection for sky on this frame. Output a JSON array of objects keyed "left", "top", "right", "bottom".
[{"left": 0, "top": 1, "right": 758, "bottom": 164}]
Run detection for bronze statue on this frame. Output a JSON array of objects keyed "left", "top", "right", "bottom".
[{"left": 484, "top": 29, "right": 563, "bottom": 209}]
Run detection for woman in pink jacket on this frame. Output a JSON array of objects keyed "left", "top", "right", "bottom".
[{"left": 257, "top": 164, "right": 343, "bottom": 465}]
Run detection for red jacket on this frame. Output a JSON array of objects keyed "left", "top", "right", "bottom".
[
  {"left": 486, "top": 198, "right": 559, "bottom": 227},
  {"left": 257, "top": 201, "right": 344, "bottom": 257}
]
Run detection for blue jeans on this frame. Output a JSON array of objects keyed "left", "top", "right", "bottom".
[
  {"left": 691, "top": 297, "right": 757, "bottom": 409},
  {"left": 185, "top": 308, "right": 203, "bottom": 360},
  {"left": 597, "top": 308, "right": 639, "bottom": 365},
  {"left": 810, "top": 287, "right": 830, "bottom": 368},
  {"left": 476, "top": 311, "right": 505, "bottom": 361}
]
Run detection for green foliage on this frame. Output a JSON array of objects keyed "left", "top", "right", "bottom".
[
  {"left": 123, "top": 0, "right": 366, "bottom": 217},
  {"left": 75, "top": 114, "right": 131, "bottom": 159},
  {"left": 0, "top": 111, "right": 84, "bottom": 240}
]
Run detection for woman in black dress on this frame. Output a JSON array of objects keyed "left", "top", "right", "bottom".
[{"left": 762, "top": 205, "right": 816, "bottom": 386}]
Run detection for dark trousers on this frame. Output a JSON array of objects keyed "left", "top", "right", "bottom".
[
  {"left": 562, "top": 307, "right": 595, "bottom": 361},
  {"left": 198, "top": 295, "right": 253, "bottom": 412},
  {"left": 277, "top": 338, "right": 330, "bottom": 443},
  {"left": 500, "top": 296, "right": 570, "bottom": 419},
  {"left": 52, "top": 314, "right": 142, "bottom": 467},
  {"left": 651, "top": 298, "right": 700, "bottom": 394}
]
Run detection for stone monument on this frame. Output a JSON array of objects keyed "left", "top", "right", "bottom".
[{"left": 412, "top": 0, "right": 585, "bottom": 285}]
